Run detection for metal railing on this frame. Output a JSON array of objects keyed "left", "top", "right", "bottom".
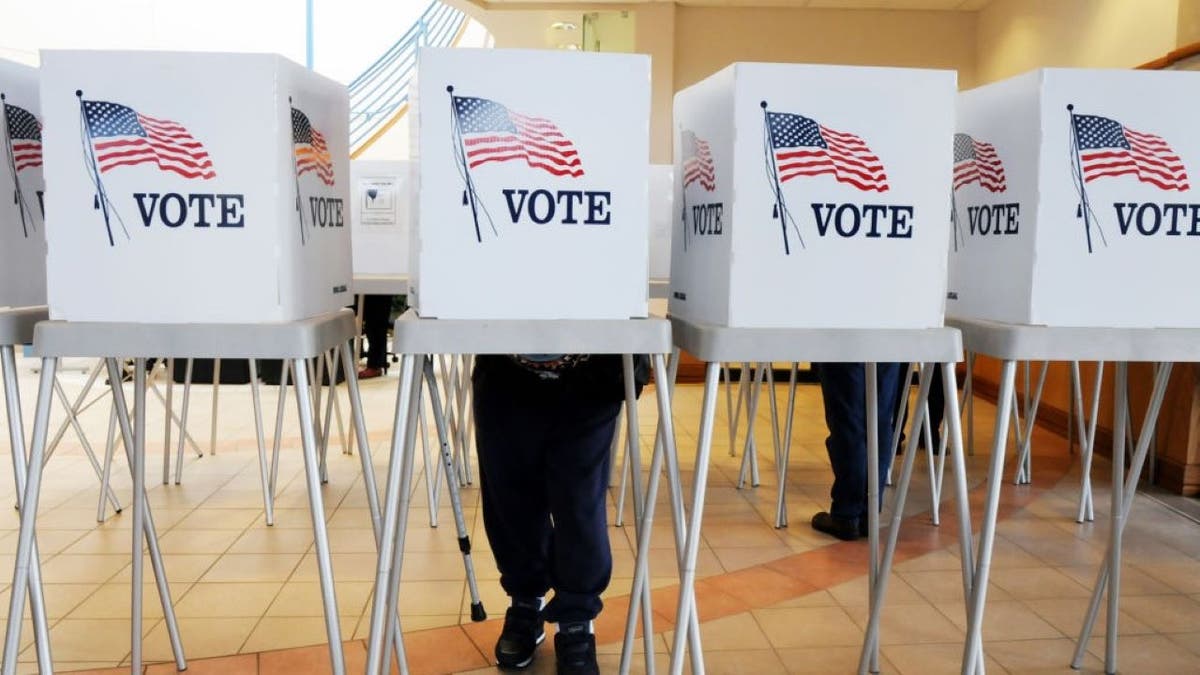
[{"left": 349, "top": 1, "right": 467, "bottom": 152}]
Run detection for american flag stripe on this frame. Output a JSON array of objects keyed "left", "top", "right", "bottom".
[
  {"left": 453, "top": 96, "right": 584, "bottom": 178},
  {"left": 953, "top": 135, "right": 1006, "bottom": 192},
  {"left": 12, "top": 142, "right": 41, "bottom": 170},
  {"left": 1073, "top": 113, "right": 1188, "bottom": 191},
  {"left": 92, "top": 112, "right": 215, "bottom": 180},
  {"left": 296, "top": 127, "right": 334, "bottom": 185},
  {"left": 682, "top": 131, "right": 715, "bottom": 191},
  {"left": 774, "top": 125, "right": 887, "bottom": 192}
]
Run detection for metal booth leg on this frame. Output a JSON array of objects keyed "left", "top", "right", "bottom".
[
  {"left": 962, "top": 359, "right": 1018, "bottom": 675},
  {"left": 105, "top": 358, "right": 187, "bottom": 671},
  {"left": 668, "top": 361, "right": 721, "bottom": 675},
  {"left": 249, "top": 359, "right": 274, "bottom": 526},
  {"left": 291, "top": 357, "right": 345, "bottom": 672},
  {"left": 364, "top": 354, "right": 421, "bottom": 675},
  {"left": 1, "top": 347, "right": 53, "bottom": 673},
  {"left": 2, "top": 356, "right": 58, "bottom": 675}
]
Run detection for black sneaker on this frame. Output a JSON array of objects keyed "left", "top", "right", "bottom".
[
  {"left": 495, "top": 599, "right": 544, "bottom": 670},
  {"left": 811, "top": 511, "right": 861, "bottom": 541},
  {"left": 554, "top": 622, "right": 598, "bottom": 675}
]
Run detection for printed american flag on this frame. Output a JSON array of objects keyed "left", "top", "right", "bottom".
[
  {"left": 953, "top": 133, "right": 1006, "bottom": 192},
  {"left": 291, "top": 107, "right": 334, "bottom": 186},
  {"left": 82, "top": 100, "right": 215, "bottom": 179},
  {"left": 766, "top": 111, "right": 888, "bottom": 192},
  {"left": 682, "top": 130, "right": 715, "bottom": 191},
  {"left": 453, "top": 96, "right": 583, "bottom": 177},
  {"left": 1072, "top": 113, "right": 1189, "bottom": 191},
  {"left": 5, "top": 103, "right": 41, "bottom": 171}
]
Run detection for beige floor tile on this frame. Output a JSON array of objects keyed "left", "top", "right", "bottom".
[
  {"left": 1118, "top": 593, "right": 1200, "bottom": 633},
  {"left": 174, "top": 582, "right": 284, "bottom": 618},
  {"left": 988, "top": 565, "right": 1092, "bottom": 599},
  {"left": 112, "top": 553, "right": 221, "bottom": 584},
  {"left": 1023, "top": 595, "right": 1154, "bottom": 639},
  {"left": 986, "top": 637, "right": 1103, "bottom": 672},
  {"left": 290, "top": 552, "right": 381, "bottom": 582},
  {"left": 776, "top": 646, "right": 890, "bottom": 674},
  {"left": 142, "top": 616, "right": 259, "bottom": 662},
  {"left": 41, "top": 618, "right": 141, "bottom": 662},
  {"left": 239, "top": 615, "right": 359, "bottom": 653},
  {"left": 200, "top": 553, "right": 303, "bottom": 583},
  {"left": 0, "top": 583, "right": 97, "bottom": 620},
  {"left": 939, "top": 599, "right": 1064, "bottom": 641},
  {"left": 40, "top": 554, "right": 128, "bottom": 584},
  {"left": 266, "top": 580, "right": 378, "bottom": 618},
  {"left": 157, "top": 528, "right": 242, "bottom": 555},
  {"left": 701, "top": 649, "right": 788, "bottom": 674},
  {"left": 862, "top": 602, "right": 964, "bottom": 646},
  {"left": 224, "top": 526, "right": 316, "bottom": 555},
  {"left": 172, "top": 509, "right": 263, "bottom": 531},
  {"left": 693, "top": 612, "right": 772, "bottom": 651},
  {"left": 65, "top": 583, "right": 183, "bottom": 620},
  {"left": 883, "top": 642, "right": 1004, "bottom": 675},
  {"left": 1085, "top": 633, "right": 1200, "bottom": 673},
  {"left": 829, "top": 575, "right": 924, "bottom": 608},
  {"left": 752, "top": 606, "right": 862, "bottom": 649}
]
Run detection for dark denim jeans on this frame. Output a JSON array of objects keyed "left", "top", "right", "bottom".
[{"left": 814, "top": 362, "right": 906, "bottom": 522}]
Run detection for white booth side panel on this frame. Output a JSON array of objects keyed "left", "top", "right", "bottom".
[
  {"left": 1031, "top": 68, "right": 1200, "bottom": 328},
  {"left": 727, "top": 62, "right": 955, "bottom": 329},
  {"left": 412, "top": 48, "right": 650, "bottom": 320},
  {"left": 668, "top": 65, "right": 735, "bottom": 327},
  {"left": 0, "top": 58, "right": 47, "bottom": 309},
  {"left": 947, "top": 70, "right": 1041, "bottom": 325}
]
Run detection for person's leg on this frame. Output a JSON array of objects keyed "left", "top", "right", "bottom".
[
  {"left": 361, "top": 295, "right": 391, "bottom": 373},
  {"left": 925, "top": 365, "right": 945, "bottom": 451},
  {"left": 815, "top": 362, "right": 869, "bottom": 523},
  {"left": 472, "top": 362, "right": 552, "bottom": 667},
  {"left": 541, "top": 393, "right": 620, "bottom": 675},
  {"left": 541, "top": 396, "right": 621, "bottom": 626},
  {"left": 812, "top": 362, "right": 905, "bottom": 540}
]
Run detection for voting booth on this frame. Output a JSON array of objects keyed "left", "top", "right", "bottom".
[
  {"left": 949, "top": 68, "right": 1200, "bottom": 327},
  {"left": 350, "top": 159, "right": 411, "bottom": 277},
  {"left": 39, "top": 50, "right": 351, "bottom": 323},
  {"left": 649, "top": 164, "right": 673, "bottom": 282},
  {"left": 409, "top": 48, "right": 651, "bottom": 320},
  {"left": 668, "top": 63, "right": 956, "bottom": 329},
  {"left": 0, "top": 59, "right": 47, "bottom": 309}
]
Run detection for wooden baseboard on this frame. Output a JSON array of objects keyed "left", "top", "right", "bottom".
[
  {"left": 1156, "top": 455, "right": 1200, "bottom": 496},
  {"left": 969, "top": 376, "right": 1115, "bottom": 457}
]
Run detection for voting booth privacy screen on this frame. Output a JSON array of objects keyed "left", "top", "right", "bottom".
[
  {"left": 39, "top": 50, "right": 351, "bottom": 324},
  {"left": 351, "top": 159, "right": 411, "bottom": 277},
  {"left": 649, "top": 164, "right": 673, "bottom": 281},
  {"left": 669, "top": 63, "right": 956, "bottom": 329},
  {"left": 0, "top": 59, "right": 47, "bottom": 309},
  {"left": 949, "top": 68, "right": 1200, "bottom": 328},
  {"left": 410, "top": 48, "right": 651, "bottom": 320}
]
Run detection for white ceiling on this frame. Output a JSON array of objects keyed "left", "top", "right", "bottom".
[{"left": 468, "top": 0, "right": 991, "bottom": 10}]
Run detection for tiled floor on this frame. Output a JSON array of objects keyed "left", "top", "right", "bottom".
[{"left": 0, "top": 356, "right": 1198, "bottom": 673}]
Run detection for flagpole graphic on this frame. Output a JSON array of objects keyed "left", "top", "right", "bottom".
[
  {"left": 761, "top": 102, "right": 796, "bottom": 255},
  {"left": 1066, "top": 104, "right": 1099, "bottom": 255},
  {"left": 289, "top": 97, "right": 307, "bottom": 245},
  {"left": 0, "top": 93, "right": 33, "bottom": 238},
  {"left": 76, "top": 90, "right": 123, "bottom": 247},
  {"left": 950, "top": 189, "right": 961, "bottom": 252},
  {"left": 448, "top": 85, "right": 485, "bottom": 243}
]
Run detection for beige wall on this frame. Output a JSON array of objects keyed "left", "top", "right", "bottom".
[
  {"left": 976, "top": 0, "right": 1179, "bottom": 83},
  {"left": 673, "top": 6, "right": 978, "bottom": 91}
]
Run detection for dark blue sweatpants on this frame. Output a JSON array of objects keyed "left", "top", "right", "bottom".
[{"left": 472, "top": 360, "right": 622, "bottom": 624}]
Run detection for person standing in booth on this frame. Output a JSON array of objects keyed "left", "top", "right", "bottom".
[
  {"left": 811, "top": 362, "right": 906, "bottom": 541},
  {"left": 473, "top": 353, "right": 647, "bottom": 674},
  {"left": 358, "top": 294, "right": 394, "bottom": 379}
]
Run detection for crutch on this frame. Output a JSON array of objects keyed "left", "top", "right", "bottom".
[{"left": 422, "top": 358, "right": 487, "bottom": 621}]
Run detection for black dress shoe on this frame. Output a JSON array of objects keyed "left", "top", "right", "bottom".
[
  {"left": 811, "top": 511, "right": 862, "bottom": 541},
  {"left": 495, "top": 599, "right": 544, "bottom": 670}
]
